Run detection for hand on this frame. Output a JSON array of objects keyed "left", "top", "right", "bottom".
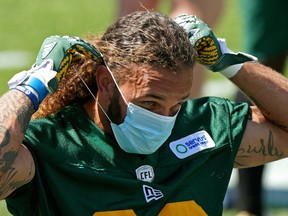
[
  {"left": 174, "top": 14, "right": 257, "bottom": 74},
  {"left": 8, "top": 35, "right": 103, "bottom": 111},
  {"left": 34, "top": 35, "right": 104, "bottom": 90}
]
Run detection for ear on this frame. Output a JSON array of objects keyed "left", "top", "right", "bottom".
[{"left": 96, "top": 65, "right": 115, "bottom": 97}]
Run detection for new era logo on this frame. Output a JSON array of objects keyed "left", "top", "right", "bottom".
[{"left": 143, "top": 185, "right": 164, "bottom": 203}]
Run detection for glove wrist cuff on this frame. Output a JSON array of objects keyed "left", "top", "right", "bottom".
[
  {"left": 210, "top": 52, "right": 258, "bottom": 72},
  {"left": 220, "top": 64, "right": 243, "bottom": 78},
  {"left": 8, "top": 60, "right": 57, "bottom": 109},
  {"left": 25, "top": 76, "right": 49, "bottom": 102}
]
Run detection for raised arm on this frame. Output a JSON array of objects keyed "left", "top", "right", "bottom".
[
  {"left": 232, "top": 63, "right": 288, "bottom": 167},
  {"left": 175, "top": 14, "right": 288, "bottom": 167},
  {"left": 231, "top": 62, "right": 288, "bottom": 130},
  {"left": 0, "top": 35, "right": 103, "bottom": 199},
  {"left": 0, "top": 90, "right": 35, "bottom": 199}
]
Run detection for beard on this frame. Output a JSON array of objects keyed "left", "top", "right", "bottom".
[{"left": 107, "top": 86, "right": 124, "bottom": 125}]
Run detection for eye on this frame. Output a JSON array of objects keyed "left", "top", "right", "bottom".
[{"left": 142, "top": 101, "right": 158, "bottom": 109}]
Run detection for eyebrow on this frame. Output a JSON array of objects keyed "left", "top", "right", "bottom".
[{"left": 142, "top": 93, "right": 190, "bottom": 101}]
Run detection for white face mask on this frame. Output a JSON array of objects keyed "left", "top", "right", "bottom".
[{"left": 111, "top": 102, "right": 178, "bottom": 154}]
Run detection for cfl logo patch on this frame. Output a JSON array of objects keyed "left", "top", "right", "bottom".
[
  {"left": 136, "top": 165, "right": 154, "bottom": 183},
  {"left": 143, "top": 185, "right": 164, "bottom": 203}
]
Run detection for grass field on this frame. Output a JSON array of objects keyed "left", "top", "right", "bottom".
[
  {"left": 0, "top": 0, "right": 287, "bottom": 215},
  {"left": 0, "top": 0, "right": 244, "bottom": 94}
]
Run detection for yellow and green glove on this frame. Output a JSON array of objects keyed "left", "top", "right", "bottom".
[
  {"left": 8, "top": 35, "right": 103, "bottom": 110},
  {"left": 174, "top": 14, "right": 257, "bottom": 78}
]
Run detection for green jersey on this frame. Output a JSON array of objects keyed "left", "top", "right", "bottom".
[{"left": 6, "top": 97, "right": 249, "bottom": 216}]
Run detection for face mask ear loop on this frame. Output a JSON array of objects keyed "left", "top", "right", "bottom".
[
  {"left": 74, "top": 66, "right": 113, "bottom": 123},
  {"left": 105, "top": 64, "right": 128, "bottom": 105}
]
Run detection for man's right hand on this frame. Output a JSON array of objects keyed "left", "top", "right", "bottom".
[
  {"left": 34, "top": 35, "right": 104, "bottom": 92},
  {"left": 8, "top": 35, "right": 103, "bottom": 110}
]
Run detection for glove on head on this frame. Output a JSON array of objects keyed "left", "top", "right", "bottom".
[
  {"left": 8, "top": 35, "right": 104, "bottom": 111},
  {"left": 174, "top": 14, "right": 257, "bottom": 72},
  {"left": 35, "top": 35, "right": 104, "bottom": 91}
]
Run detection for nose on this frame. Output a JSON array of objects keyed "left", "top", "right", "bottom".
[{"left": 159, "top": 110, "right": 170, "bottom": 117}]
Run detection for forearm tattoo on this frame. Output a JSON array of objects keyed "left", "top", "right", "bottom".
[
  {"left": 236, "top": 130, "right": 283, "bottom": 167},
  {"left": 0, "top": 90, "right": 33, "bottom": 173},
  {"left": 0, "top": 159, "right": 34, "bottom": 196},
  {"left": 0, "top": 90, "right": 33, "bottom": 133}
]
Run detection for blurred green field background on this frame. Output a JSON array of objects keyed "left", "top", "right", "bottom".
[
  {"left": 0, "top": 0, "right": 244, "bottom": 95},
  {"left": 0, "top": 0, "right": 287, "bottom": 215}
]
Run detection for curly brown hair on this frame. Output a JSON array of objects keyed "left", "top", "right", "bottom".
[{"left": 33, "top": 11, "right": 196, "bottom": 119}]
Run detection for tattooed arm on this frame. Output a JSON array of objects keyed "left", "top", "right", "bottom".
[
  {"left": 0, "top": 90, "right": 35, "bottom": 200},
  {"left": 232, "top": 63, "right": 288, "bottom": 167},
  {"left": 0, "top": 36, "right": 102, "bottom": 200},
  {"left": 173, "top": 14, "right": 288, "bottom": 167}
]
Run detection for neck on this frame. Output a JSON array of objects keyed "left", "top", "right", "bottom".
[{"left": 82, "top": 99, "right": 112, "bottom": 134}]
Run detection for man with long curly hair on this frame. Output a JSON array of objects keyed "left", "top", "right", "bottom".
[{"left": 1, "top": 11, "right": 288, "bottom": 215}]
